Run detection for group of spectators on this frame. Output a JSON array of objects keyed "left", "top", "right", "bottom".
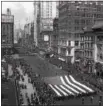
[
  {"left": 13, "top": 59, "right": 40, "bottom": 106},
  {"left": 2, "top": 54, "right": 103, "bottom": 106},
  {"left": 34, "top": 82, "right": 56, "bottom": 105},
  {"left": 2, "top": 55, "right": 58, "bottom": 105}
]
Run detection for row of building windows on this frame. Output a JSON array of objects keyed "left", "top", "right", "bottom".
[
  {"left": 60, "top": 6, "right": 103, "bottom": 15},
  {"left": 59, "top": 1, "right": 103, "bottom": 8},
  {"left": 74, "top": 19, "right": 93, "bottom": 26},
  {"left": 59, "top": 40, "right": 80, "bottom": 47},
  {"left": 74, "top": 12, "right": 103, "bottom": 18},
  {"left": 84, "top": 43, "right": 93, "bottom": 49},
  {"left": 85, "top": 51, "right": 93, "bottom": 57},
  {"left": 81, "top": 36, "right": 93, "bottom": 41}
]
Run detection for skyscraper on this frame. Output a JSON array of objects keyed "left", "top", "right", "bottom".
[
  {"left": 41, "top": 1, "right": 52, "bottom": 18},
  {"left": 58, "top": 1, "right": 103, "bottom": 64},
  {"left": 56, "top": 2, "right": 59, "bottom": 18},
  {"left": 1, "top": 8, "right": 14, "bottom": 55},
  {"left": 36, "top": 1, "right": 56, "bottom": 49},
  {"left": 33, "top": 2, "right": 39, "bottom": 46}
]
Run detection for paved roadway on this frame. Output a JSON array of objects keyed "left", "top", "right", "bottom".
[
  {"left": 7, "top": 64, "right": 18, "bottom": 106},
  {"left": 21, "top": 55, "right": 103, "bottom": 106},
  {"left": 21, "top": 55, "right": 68, "bottom": 77}
]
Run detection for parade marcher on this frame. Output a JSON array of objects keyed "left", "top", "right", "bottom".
[
  {"left": 82, "top": 97, "right": 84, "bottom": 105},
  {"left": 90, "top": 96, "right": 94, "bottom": 104},
  {"left": 99, "top": 100, "right": 102, "bottom": 106},
  {"left": 99, "top": 96, "right": 102, "bottom": 101}
]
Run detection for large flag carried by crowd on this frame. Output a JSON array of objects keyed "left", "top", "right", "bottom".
[{"left": 43, "top": 75, "right": 95, "bottom": 97}]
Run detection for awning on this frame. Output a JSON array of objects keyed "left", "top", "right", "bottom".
[
  {"left": 58, "top": 57, "right": 65, "bottom": 62},
  {"left": 92, "top": 22, "right": 103, "bottom": 29},
  {"left": 75, "top": 60, "right": 80, "bottom": 62}
]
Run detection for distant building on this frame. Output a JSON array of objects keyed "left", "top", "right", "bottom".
[
  {"left": 58, "top": 1, "right": 103, "bottom": 64},
  {"left": 36, "top": 2, "right": 54, "bottom": 50},
  {"left": 51, "top": 18, "right": 59, "bottom": 53},
  {"left": 41, "top": 1, "right": 52, "bottom": 18},
  {"left": 56, "top": 2, "right": 59, "bottom": 18},
  {"left": 34, "top": 2, "right": 39, "bottom": 46},
  {"left": 23, "top": 22, "right": 34, "bottom": 50},
  {"left": 1, "top": 8, "right": 14, "bottom": 55},
  {"left": 79, "top": 20, "right": 103, "bottom": 72}
]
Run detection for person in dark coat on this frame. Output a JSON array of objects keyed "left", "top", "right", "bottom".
[
  {"left": 90, "top": 96, "right": 94, "bottom": 104},
  {"left": 99, "top": 96, "right": 102, "bottom": 101},
  {"left": 99, "top": 100, "right": 102, "bottom": 106},
  {"left": 82, "top": 97, "right": 84, "bottom": 105}
]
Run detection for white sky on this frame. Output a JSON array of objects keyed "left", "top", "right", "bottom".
[
  {"left": 2, "top": 1, "right": 57, "bottom": 29},
  {"left": 2, "top": 2, "right": 34, "bottom": 29}
]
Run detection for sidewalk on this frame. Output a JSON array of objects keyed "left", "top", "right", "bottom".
[
  {"left": 17, "top": 67, "right": 36, "bottom": 105},
  {"left": 8, "top": 64, "right": 13, "bottom": 77}
]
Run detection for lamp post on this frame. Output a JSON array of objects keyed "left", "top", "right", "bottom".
[{"left": 88, "top": 61, "right": 91, "bottom": 73}]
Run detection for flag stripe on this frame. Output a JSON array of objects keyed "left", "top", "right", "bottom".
[
  {"left": 60, "top": 76, "right": 79, "bottom": 94},
  {"left": 65, "top": 75, "right": 86, "bottom": 93},
  {"left": 69, "top": 75, "right": 94, "bottom": 92},
  {"left": 48, "top": 75, "right": 94, "bottom": 97},
  {"left": 62, "top": 84, "right": 77, "bottom": 95},
  {"left": 68, "top": 75, "right": 90, "bottom": 93},
  {"left": 59, "top": 85, "right": 74, "bottom": 95},
  {"left": 49, "top": 84, "right": 62, "bottom": 97},
  {"left": 63, "top": 76, "right": 82, "bottom": 93},
  {"left": 54, "top": 85, "right": 68, "bottom": 96}
]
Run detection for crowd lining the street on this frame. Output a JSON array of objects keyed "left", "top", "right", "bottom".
[{"left": 1, "top": 54, "right": 103, "bottom": 106}]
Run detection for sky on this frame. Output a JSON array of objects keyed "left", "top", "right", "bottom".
[
  {"left": 2, "top": 1, "right": 57, "bottom": 29},
  {"left": 2, "top": 2, "right": 34, "bottom": 29}
]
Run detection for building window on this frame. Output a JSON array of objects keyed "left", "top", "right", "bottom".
[
  {"left": 75, "top": 20, "right": 79, "bottom": 25},
  {"left": 91, "top": 51, "right": 93, "bottom": 57},
  {"left": 68, "top": 49, "right": 71, "bottom": 54},
  {"left": 75, "top": 41, "right": 79, "bottom": 46},
  {"left": 68, "top": 41, "right": 71, "bottom": 46}
]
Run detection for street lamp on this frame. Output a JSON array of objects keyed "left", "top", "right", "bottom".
[{"left": 88, "top": 61, "right": 91, "bottom": 73}]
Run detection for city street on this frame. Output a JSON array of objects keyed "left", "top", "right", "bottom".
[
  {"left": 20, "top": 54, "right": 103, "bottom": 106},
  {"left": 17, "top": 66, "right": 37, "bottom": 105},
  {"left": 1, "top": 1, "right": 103, "bottom": 106},
  {"left": 21, "top": 55, "right": 68, "bottom": 77}
]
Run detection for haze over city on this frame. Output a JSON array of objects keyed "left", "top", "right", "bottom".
[{"left": 2, "top": 1, "right": 57, "bottom": 29}]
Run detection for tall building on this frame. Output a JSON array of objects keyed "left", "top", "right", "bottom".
[
  {"left": 58, "top": 1, "right": 103, "bottom": 64},
  {"left": 1, "top": 8, "right": 14, "bottom": 55},
  {"left": 23, "top": 22, "right": 34, "bottom": 50},
  {"left": 79, "top": 20, "right": 103, "bottom": 73},
  {"left": 51, "top": 18, "right": 59, "bottom": 53},
  {"left": 41, "top": 1, "right": 52, "bottom": 18},
  {"left": 36, "top": 1, "right": 54, "bottom": 50},
  {"left": 34, "top": 2, "right": 39, "bottom": 46},
  {"left": 56, "top": 2, "right": 59, "bottom": 18}
]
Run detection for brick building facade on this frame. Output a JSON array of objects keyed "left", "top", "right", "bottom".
[{"left": 58, "top": 1, "right": 103, "bottom": 63}]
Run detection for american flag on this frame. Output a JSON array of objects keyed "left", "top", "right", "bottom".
[{"left": 44, "top": 75, "right": 94, "bottom": 97}]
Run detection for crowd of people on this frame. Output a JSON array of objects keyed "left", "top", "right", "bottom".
[
  {"left": 2, "top": 55, "right": 58, "bottom": 105},
  {"left": 34, "top": 82, "right": 56, "bottom": 105},
  {"left": 2, "top": 54, "right": 103, "bottom": 106},
  {"left": 47, "top": 54, "right": 103, "bottom": 93}
]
